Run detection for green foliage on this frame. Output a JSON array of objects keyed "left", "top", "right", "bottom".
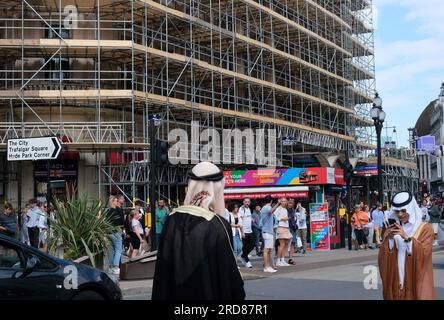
[{"left": 49, "top": 195, "right": 119, "bottom": 267}]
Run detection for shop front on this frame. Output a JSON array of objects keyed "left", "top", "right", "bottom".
[
  {"left": 223, "top": 167, "right": 346, "bottom": 249},
  {"left": 34, "top": 145, "right": 79, "bottom": 204}
]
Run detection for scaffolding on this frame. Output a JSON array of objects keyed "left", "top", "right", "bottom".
[{"left": 0, "top": 0, "right": 377, "bottom": 204}]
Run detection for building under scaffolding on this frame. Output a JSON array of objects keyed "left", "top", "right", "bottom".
[{"left": 0, "top": 0, "right": 378, "bottom": 207}]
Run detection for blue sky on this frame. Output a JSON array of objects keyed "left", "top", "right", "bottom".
[{"left": 373, "top": 0, "right": 444, "bottom": 147}]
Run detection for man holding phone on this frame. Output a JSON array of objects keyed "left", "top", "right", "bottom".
[{"left": 378, "top": 191, "right": 435, "bottom": 300}]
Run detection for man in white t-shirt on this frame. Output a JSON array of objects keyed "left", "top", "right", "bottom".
[
  {"left": 239, "top": 198, "right": 254, "bottom": 268},
  {"left": 295, "top": 203, "right": 308, "bottom": 254}
]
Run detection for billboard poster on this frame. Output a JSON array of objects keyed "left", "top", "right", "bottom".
[
  {"left": 354, "top": 165, "right": 378, "bottom": 176},
  {"left": 224, "top": 168, "right": 345, "bottom": 188},
  {"left": 417, "top": 135, "right": 436, "bottom": 154},
  {"left": 309, "top": 203, "right": 328, "bottom": 222},
  {"left": 310, "top": 203, "right": 330, "bottom": 250}
]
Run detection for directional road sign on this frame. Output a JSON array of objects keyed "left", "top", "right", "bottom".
[{"left": 7, "top": 137, "right": 62, "bottom": 161}]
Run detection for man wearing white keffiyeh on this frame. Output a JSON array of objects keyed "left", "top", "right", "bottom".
[{"left": 378, "top": 191, "right": 435, "bottom": 300}]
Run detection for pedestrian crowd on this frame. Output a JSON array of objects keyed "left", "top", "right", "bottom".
[
  {"left": 224, "top": 196, "right": 309, "bottom": 273},
  {"left": 0, "top": 198, "right": 52, "bottom": 252},
  {"left": 0, "top": 195, "right": 174, "bottom": 277},
  {"left": 350, "top": 195, "right": 442, "bottom": 251},
  {"left": 1, "top": 191, "right": 442, "bottom": 279}
]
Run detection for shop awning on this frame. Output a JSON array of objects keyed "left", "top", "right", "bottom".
[{"left": 224, "top": 186, "right": 309, "bottom": 200}]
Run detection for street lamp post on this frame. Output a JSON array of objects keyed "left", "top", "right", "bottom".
[
  {"left": 370, "top": 93, "right": 386, "bottom": 205},
  {"left": 149, "top": 114, "right": 162, "bottom": 251}
]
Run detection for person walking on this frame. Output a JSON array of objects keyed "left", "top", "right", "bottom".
[
  {"left": 106, "top": 195, "right": 124, "bottom": 276},
  {"left": 252, "top": 204, "right": 263, "bottom": 257},
  {"left": 130, "top": 210, "right": 144, "bottom": 258},
  {"left": 420, "top": 199, "right": 430, "bottom": 222},
  {"left": 227, "top": 202, "right": 243, "bottom": 266},
  {"left": 286, "top": 199, "right": 298, "bottom": 264},
  {"left": 134, "top": 200, "right": 148, "bottom": 254},
  {"left": 352, "top": 205, "right": 369, "bottom": 250},
  {"left": 363, "top": 205, "right": 375, "bottom": 249},
  {"left": 19, "top": 205, "right": 30, "bottom": 245},
  {"left": 371, "top": 203, "right": 385, "bottom": 248},
  {"left": 239, "top": 198, "right": 255, "bottom": 269},
  {"left": 124, "top": 210, "right": 134, "bottom": 257},
  {"left": 0, "top": 203, "right": 17, "bottom": 239},
  {"left": 429, "top": 198, "right": 441, "bottom": 246},
  {"left": 273, "top": 198, "right": 292, "bottom": 267},
  {"left": 26, "top": 199, "right": 43, "bottom": 248},
  {"left": 155, "top": 199, "right": 169, "bottom": 248},
  {"left": 260, "top": 196, "right": 277, "bottom": 273},
  {"left": 38, "top": 202, "right": 49, "bottom": 253},
  {"left": 295, "top": 202, "right": 308, "bottom": 254}
]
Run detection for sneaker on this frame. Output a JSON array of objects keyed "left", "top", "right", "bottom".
[
  {"left": 288, "top": 259, "right": 295, "bottom": 265},
  {"left": 264, "top": 267, "right": 277, "bottom": 273},
  {"left": 112, "top": 267, "right": 120, "bottom": 275},
  {"left": 245, "top": 261, "right": 253, "bottom": 268},
  {"left": 276, "top": 260, "right": 288, "bottom": 267},
  {"left": 239, "top": 257, "right": 246, "bottom": 265},
  {"left": 433, "top": 240, "right": 439, "bottom": 246}
]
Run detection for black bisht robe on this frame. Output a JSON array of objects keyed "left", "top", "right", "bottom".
[{"left": 152, "top": 205, "right": 245, "bottom": 300}]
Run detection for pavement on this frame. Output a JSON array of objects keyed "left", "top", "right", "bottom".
[
  {"left": 121, "top": 245, "right": 444, "bottom": 299},
  {"left": 119, "top": 246, "right": 386, "bottom": 298}
]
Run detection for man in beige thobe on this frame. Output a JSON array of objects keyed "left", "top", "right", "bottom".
[{"left": 379, "top": 192, "right": 435, "bottom": 300}]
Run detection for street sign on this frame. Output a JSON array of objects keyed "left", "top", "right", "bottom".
[
  {"left": 417, "top": 135, "right": 436, "bottom": 154},
  {"left": 7, "top": 137, "right": 62, "bottom": 161}
]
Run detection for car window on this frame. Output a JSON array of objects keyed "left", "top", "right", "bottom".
[
  {"left": 34, "top": 255, "right": 57, "bottom": 271},
  {"left": 0, "top": 242, "right": 23, "bottom": 269}
]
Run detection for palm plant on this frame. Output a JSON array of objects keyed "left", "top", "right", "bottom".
[{"left": 49, "top": 195, "right": 119, "bottom": 268}]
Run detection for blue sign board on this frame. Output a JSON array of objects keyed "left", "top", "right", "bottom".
[{"left": 417, "top": 136, "right": 436, "bottom": 154}]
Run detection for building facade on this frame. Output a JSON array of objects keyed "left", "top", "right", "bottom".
[
  {"left": 415, "top": 83, "right": 444, "bottom": 196},
  {"left": 0, "top": 0, "right": 376, "bottom": 208}
]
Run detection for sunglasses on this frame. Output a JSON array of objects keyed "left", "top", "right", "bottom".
[{"left": 394, "top": 209, "right": 407, "bottom": 213}]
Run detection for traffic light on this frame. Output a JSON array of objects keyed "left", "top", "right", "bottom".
[
  {"left": 342, "top": 160, "right": 353, "bottom": 185},
  {"left": 154, "top": 139, "right": 169, "bottom": 167},
  {"left": 422, "top": 181, "right": 429, "bottom": 196}
]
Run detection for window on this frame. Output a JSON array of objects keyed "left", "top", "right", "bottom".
[
  {"left": 26, "top": 252, "right": 57, "bottom": 271},
  {"left": 45, "top": 25, "right": 70, "bottom": 39},
  {"left": 0, "top": 242, "right": 23, "bottom": 269},
  {"left": 44, "top": 57, "right": 70, "bottom": 80}
]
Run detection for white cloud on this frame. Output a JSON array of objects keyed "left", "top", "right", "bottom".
[{"left": 373, "top": 0, "right": 444, "bottom": 145}]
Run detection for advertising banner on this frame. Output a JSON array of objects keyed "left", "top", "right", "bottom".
[
  {"left": 310, "top": 203, "right": 330, "bottom": 250},
  {"left": 417, "top": 136, "right": 436, "bottom": 154},
  {"left": 354, "top": 165, "right": 378, "bottom": 176},
  {"left": 224, "top": 168, "right": 345, "bottom": 188},
  {"left": 224, "top": 191, "right": 309, "bottom": 200}
]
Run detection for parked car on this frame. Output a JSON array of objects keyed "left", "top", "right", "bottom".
[{"left": 0, "top": 233, "right": 121, "bottom": 300}]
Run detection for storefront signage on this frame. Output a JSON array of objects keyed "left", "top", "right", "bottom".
[
  {"left": 224, "top": 191, "right": 308, "bottom": 200},
  {"left": 310, "top": 203, "right": 330, "bottom": 251},
  {"left": 7, "top": 137, "right": 61, "bottom": 161},
  {"left": 224, "top": 167, "right": 345, "bottom": 187},
  {"left": 354, "top": 165, "right": 378, "bottom": 176}
]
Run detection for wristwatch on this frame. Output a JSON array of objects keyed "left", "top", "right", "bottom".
[{"left": 404, "top": 237, "right": 412, "bottom": 243}]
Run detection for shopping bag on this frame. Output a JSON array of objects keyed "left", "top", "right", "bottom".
[{"left": 297, "top": 236, "right": 302, "bottom": 248}]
